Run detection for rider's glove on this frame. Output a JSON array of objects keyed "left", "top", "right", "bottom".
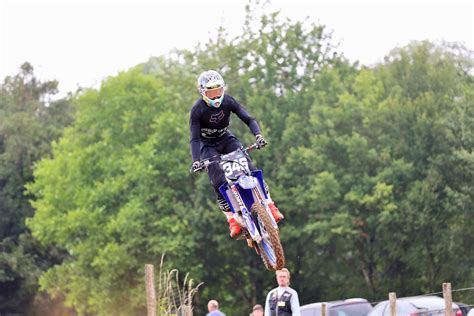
[
  {"left": 191, "top": 161, "right": 203, "bottom": 173},
  {"left": 255, "top": 134, "right": 267, "bottom": 148}
]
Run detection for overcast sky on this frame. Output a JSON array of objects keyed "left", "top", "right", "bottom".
[{"left": 1, "top": 0, "right": 473, "bottom": 97}]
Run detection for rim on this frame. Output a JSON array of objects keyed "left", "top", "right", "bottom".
[
  {"left": 258, "top": 216, "right": 277, "bottom": 266},
  {"left": 261, "top": 239, "right": 277, "bottom": 266}
]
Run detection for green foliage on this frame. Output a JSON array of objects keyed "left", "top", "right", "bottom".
[
  {"left": 26, "top": 68, "right": 199, "bottom": 314},
  {"left": 274, "top": 40, "right": 474, "bottom": 303},
  {"left": 0, "top": 62, "right": 74, "bottom": 313}
]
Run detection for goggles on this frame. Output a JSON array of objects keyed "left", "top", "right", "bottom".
[{"left": 204, "top": 86, "right": 224, "bottom": 100}]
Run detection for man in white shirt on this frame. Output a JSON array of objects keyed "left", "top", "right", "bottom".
[{"left": 264, "top": 268, "right": 301, "bottom": 316}]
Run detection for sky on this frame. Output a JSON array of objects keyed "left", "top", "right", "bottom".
[{"left": 1, "top": 0, "right": 473, "bottom": 98}]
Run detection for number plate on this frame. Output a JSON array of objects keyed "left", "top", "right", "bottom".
[{"left": 220, "top": 150, "right": 250, "bottom": 179}]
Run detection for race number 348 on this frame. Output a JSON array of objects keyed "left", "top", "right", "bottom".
[{"left": 222, "top": 158, "right": 249, "bottom": 177}]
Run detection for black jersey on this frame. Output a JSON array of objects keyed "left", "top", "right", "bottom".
[{"left": 189, "top": 95, "right": 261, "bottom": 161}]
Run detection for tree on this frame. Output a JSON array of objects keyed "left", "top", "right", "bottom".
[
  {"left": 274, "top": 41, "right": 474, "bottom": 302},
  {"left": 0, "top": 62, "right": 74, "bottom": 313},
  {"left": 27, "top": 68, "right": 198, "bottom": 314}
]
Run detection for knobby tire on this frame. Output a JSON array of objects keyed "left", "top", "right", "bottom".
[{"left": 252, "top": 202, "right": 285, "bottom": 270}]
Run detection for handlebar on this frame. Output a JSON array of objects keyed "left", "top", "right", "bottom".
[
  {"left": 245, "top": 143, "right": 260, "bottom": 153},
  {"left": 189, "top": 142, "right": 263, "bottom": 174}
]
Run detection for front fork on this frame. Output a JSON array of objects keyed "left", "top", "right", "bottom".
[{"left": 229, "top": 184, "right": 262, "bottom": 242}]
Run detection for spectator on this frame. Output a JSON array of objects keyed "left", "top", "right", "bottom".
[
  {"left": 252, "top": 304, "right": 264, "bottom": 316},
  {"left": 207, "top": 299, "right": 225, "bottom": 316},
  {"left": 264, "top": 268, "right": 300, "bottom": 316}
]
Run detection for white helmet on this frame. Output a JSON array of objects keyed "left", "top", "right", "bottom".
[{"left": 197, "top": 70, "right": 225, "bottom": 108}]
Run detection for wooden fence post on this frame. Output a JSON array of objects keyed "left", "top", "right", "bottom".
[
  {"left": 145, "top": 264, "right": 156, "bottom": 316},
  {"left": 321, "top": 303, "right": 326, "bottom": 316},
  {"left": 389, "top": 292, "right": 397, "bottom": 316},
  {"left": 183, "top": 306, "right": 193, "bottom": 316},
  {"left": 443, "top": 282, "right": 453, "bottom": 316}
]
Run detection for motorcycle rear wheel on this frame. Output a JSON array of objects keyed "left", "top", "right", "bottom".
[{"left": 252, "top": 202, "right": 285, "bottom": 270}]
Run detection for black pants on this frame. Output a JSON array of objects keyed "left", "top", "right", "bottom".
[{"left": 201, "top": 135, "right": 256, "bottom": 211}]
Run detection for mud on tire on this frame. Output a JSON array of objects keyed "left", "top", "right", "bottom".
[{"left": 252, "top": 202, "right": 285, "bottom": 270}]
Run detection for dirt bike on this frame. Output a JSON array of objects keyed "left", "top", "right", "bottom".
[{"left": 191, "top": 143, "right": 285, "bottom": 270}]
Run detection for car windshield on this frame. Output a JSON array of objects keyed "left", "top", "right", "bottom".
[
  {"left": 329, "top": 303, "right": 373, "bottom": 316},
  {"left": 301, "top": 308, "right": 320, "bottom": 316},
  {"left": 408, "top": 296, "right": 447, "bottom": 309},
  {"left": 369, "top": 303, "right": 386, "bottom": 315},
  {"left": 301, "top": 304, "right": 321, "bottom": 316},
  {"left": 369, "top": 301, "right": 417, "bottom": 315}
]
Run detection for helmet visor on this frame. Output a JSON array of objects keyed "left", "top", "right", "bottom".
[{"left": 204, "top": 86, "right": 224, "bottom": 100}]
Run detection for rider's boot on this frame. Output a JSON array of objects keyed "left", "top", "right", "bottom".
[
  {"left": 223, "top": 206, "right": 241, "bottom": 238},
  {"left": 263, "top": 182, "right": 284, "bottom": 223},
  {"left": 227, "top": 218, "right": 242, "bottom": 238},
  {"left": 268, "top": 201, "right": 284, "bottom": 223}
]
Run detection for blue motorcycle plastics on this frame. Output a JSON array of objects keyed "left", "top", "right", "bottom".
[
  {"left": 211, "top": 146, "right": 283, "bottom": 269},
  {"left": 219, "top": 171, "right": 265, "bottom": 241},
  {"left": 218, "top": 170, "right": 268, "bottom": 212},
  {"left": 241, "top": 204, "right": 259, "bottom": 239}
]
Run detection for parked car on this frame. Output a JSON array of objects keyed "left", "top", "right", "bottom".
[
  {"left": 301, "top": 298, "right": 373, "bottom": 316},
  {"left": 368, "top": 295, "right": 462, "bottom": 316},
  {"left": 456, "top": 302, "right": 472, "bottom": 316}
]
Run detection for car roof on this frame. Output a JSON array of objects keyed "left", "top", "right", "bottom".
[
  {"left": 369, "top": 300, "right": 418, "bottom": 315},
  {"left": 301, "top": 298, "right": 370, "bottom": 310},
  {"left": 399, "top": 295, "right": 459, "bottom": 308},
  {"left": 370, "top": 295, "right": 460, "bottom": 314}
]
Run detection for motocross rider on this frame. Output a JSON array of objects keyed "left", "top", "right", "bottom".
[{"left": 189, "top": 70, "right": 283, "bottom": 238}]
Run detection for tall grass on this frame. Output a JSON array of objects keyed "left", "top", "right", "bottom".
[{"left": 153, "top": 255, "right": 203, "bottom": 316}]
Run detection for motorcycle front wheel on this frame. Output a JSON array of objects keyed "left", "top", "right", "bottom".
[{"left": 252, "top": 202, "right": 285, "bottom": 270}]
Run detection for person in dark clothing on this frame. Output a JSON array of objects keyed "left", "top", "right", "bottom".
[
  {"left": 265, "top": 268, "right": 300, "bottom": 316},
  {"left": 189, "top": 70, "right": 283, "bottom": 237}
]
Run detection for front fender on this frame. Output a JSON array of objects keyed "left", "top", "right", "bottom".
[{"left": 218, "top": 169, "right": 267, "bottom": 212}]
